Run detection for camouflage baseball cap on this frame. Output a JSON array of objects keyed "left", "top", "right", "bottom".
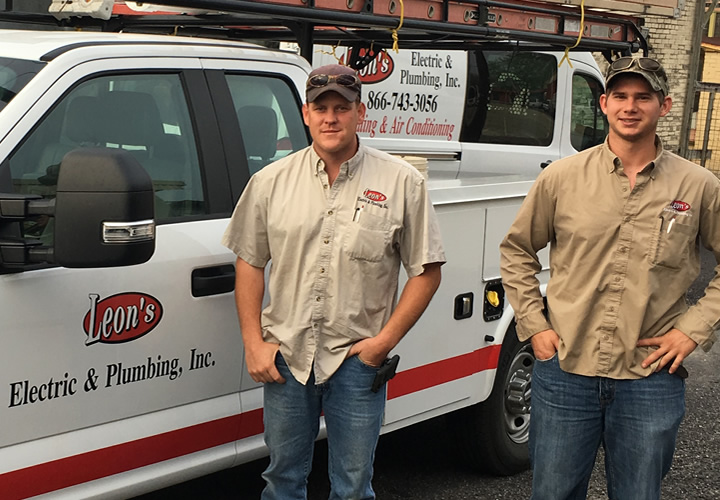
[{"left": 605, "top": 56, "right": 669, "bottom": 98}]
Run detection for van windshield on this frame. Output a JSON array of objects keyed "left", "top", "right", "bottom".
[{"left": 0, "top": 57, "right": 46, "bottom": 112}]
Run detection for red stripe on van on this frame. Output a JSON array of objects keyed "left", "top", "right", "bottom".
[{"left": 0, "top": 345, "right": 501, "bottom": 497}]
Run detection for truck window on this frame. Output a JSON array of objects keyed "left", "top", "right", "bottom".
[
  {"left": 7, "top": 72, "right": 205, "bottom": 241},
  {"left": 462, "top": 51, "right": 557, "bottom": 146},
  {"left": 0, "top": 57, "right": 45, "bottom": 112},
  {"left": 225, "top": 73, "right": 308, "bottom": 174},
  {"left": 570, "top": 73, "right": 608, "bottom": 151}
]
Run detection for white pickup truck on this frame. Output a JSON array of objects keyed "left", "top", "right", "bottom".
[{"left": 0, "top": 0, "right": 660, "bottom": 497}]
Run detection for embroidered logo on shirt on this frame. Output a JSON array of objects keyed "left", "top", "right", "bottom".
[
  {"left": 363, "top": 189, "right": 387, "bottom": 202},
  {"left": 663, "top": 200, "right": 692, "bottom": 217},
  {"left": 357, "top": 188, "right": 389, "bottom": 210},
  {"left": 670, "top": 200, "right": 690, "bottom": 212}
]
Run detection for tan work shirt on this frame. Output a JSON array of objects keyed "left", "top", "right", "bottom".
[
  {"left": 500, "top": 138, "right": 720, "bottom": 379},
  {"left": 222, "top": 143, "right": 445, "bottom": 384}
]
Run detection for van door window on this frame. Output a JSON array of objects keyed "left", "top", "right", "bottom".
[
  {"left": 225, "top": 74, "right": 308, "bottom": 174},
  {"left": 462, "top": 51, "right": 557, "bottom": 146},
  {"left": 7, "top": 72, "right": 205, "bottom": 242},
  {"left": 570, "top": 73, "right": 608, "bottom": 151}
]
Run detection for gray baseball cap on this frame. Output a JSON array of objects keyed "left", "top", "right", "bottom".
[
  {"left": 306, "top": 64, "right": 361, "bottom": 103},
  {"left": 605, "top": 57, "right": 669, "bottom": 98}
]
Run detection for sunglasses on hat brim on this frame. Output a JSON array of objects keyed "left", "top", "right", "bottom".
[
  {"left": 306, "top": 73, "right": 361, "bottom": 92},
  {"left": 609, "top": 57, "right": 663, "bottom": 73}
]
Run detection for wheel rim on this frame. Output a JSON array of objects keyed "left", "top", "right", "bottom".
[{"left": 503, "top": 344, "right": 534, "bottom": 444}]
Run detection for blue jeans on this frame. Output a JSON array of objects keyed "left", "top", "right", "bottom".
[
  {"left": 530, "top": 355, "right": 685, "bottom": 500},
  {"left": 261, "top": 354, "right": 386, "bottom": 500}
]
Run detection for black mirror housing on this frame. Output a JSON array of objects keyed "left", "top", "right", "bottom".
[{"left": 54, "top": 148, "right": 155, "bottom": 268}]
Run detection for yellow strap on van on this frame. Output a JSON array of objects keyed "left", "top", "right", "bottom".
[{"left": 558, "top": 0, "right": 585, "bottom": 68}]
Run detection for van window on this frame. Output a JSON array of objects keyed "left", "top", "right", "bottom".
[
  {"left": 7, "top": 73, "right": 205, "bottom": 242},
  {"left": 570, "top": 73, "right": 608, "bottom": 151},
  {"left": 225, "top": 74, "right": 308, "bottom": 174},
  {"left": 462, "top": 51, "right": 557, "bottom": 146}
]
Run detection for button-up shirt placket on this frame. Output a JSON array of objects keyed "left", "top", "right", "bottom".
[
  {"left": 312, "top": 159, "right": 346, "bottom": 377},
  {"left": 596, "top": 163, "right": 641, "bottom": 374}
]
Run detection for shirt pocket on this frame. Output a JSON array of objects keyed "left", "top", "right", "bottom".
[
  {"left": 649, "top": 214, "right": 697, "bottom": 270},
  {"left": 344, "top": 213, "right": 394, "bottom": 262}
]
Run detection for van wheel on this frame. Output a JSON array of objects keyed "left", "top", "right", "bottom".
[{"left": 447, "top": 323, "right": 534, "bottom": 476}]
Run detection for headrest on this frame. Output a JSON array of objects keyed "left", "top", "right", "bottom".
[
  {"left": 65, "top": 96, "right": 102, "bottom": 144},
  {"left": 237, "top": 105, "right": 278, "bottom": 160},
  {"left": 102, "top": 91, "right": 164, "bottom": 146}
]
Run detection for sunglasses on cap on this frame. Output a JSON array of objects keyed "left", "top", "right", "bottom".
[
  {"left": 306, "top": 73, "right": 361, "bottom": 91},
  {"left": 609, "top": 57, "right": 663, "bottom": 73}
]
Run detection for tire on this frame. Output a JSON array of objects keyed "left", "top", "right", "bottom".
[{"left": 447, "top": 323, "right": 534, "bottom": 476}]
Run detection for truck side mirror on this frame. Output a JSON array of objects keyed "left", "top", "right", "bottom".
[
  {"left": 54, "top": 148, "right": 155, "bottom": 267},
  {"left": 0, "top": 148, "right": 155, "bottom": 270}
]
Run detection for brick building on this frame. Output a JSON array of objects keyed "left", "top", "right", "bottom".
[
  {"left": 588, "top": 1, "right": 701, "bottom": 155},
  {"left": 644, "top": 0, "right": 703, "bottom": 154}
]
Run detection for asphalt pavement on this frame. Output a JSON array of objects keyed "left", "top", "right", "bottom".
[{"left": 138, "top": 248, "right": 720, "bottom": 500}]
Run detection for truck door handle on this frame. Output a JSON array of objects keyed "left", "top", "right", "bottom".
[
  {"left": 540, "top": 160, "right": 552, "bottom": 169},
  {"left": 192, "top": 264, "right": 235, "bottom": 297}
]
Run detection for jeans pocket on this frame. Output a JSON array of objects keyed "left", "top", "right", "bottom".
[
  {"left": 274, "top": 350, "right": 286, "bottom": 366},
  {"left": 536, "top": 352, "right": 558, "bottom": 363},
  {"left": 354, "top": 354, "right": 380, "bottom": 371}
]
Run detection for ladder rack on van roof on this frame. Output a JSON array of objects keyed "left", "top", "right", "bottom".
[{"left": 2, "top": 0, "right": 679, "bottom": 61}]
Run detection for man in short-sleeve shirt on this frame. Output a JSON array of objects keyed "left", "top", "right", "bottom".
[{"left": 222, "top": 64, "right": 445, "bottom": 500}]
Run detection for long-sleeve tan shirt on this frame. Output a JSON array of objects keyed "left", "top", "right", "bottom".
[{"left": 500, "top": 138, "right": 720, "bottom": 379}]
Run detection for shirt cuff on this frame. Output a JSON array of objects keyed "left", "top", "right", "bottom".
[
  {"left": 674, "top": 307, "right": 717, "bottom": 352},
  {"left": 515, "top": 311, "right": 553, "bottom": 342}
]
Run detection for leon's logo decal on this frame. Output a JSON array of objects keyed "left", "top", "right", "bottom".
[
  {"left": 363, "top": 189, "right": 387, "bottom": 202},
  {"left": 339, "top": 49, "right": 394, "bottom": 84},
  {"left": 670, "top": 200, "right": 690, "bottom": 212},
  {"left": 83, "top": 293, "right": 163, "bottom": 346}
]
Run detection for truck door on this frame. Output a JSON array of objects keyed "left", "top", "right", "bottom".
[{"left": 0, "top": 58, "right": 244, "bottom": 495}]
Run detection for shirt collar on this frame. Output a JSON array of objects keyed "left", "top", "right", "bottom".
[
  {"left": 311, "top": 137, "right": 365, "bottom": 177},
  {"left": 602, "top": 135, "right": 665, "bottom": 179}
]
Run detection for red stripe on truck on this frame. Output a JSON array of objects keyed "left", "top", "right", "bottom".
[
  {"left": 0, "top": 411, "right": 262, "bottom": 500},
  {"left": 388, "top": 344, "right": 502, "bottom": 399},
  {"left": 0, "top": 344, "right": 501, "bottom": 497}
]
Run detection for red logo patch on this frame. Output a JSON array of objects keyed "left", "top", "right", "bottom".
[
  {"left": 83, "top": 292, "right": 163, "bottom": 346},
  {"left": 364, "top": 189, "right": 387, "bottom": 202},
  {"left": 339, "top": 49, "right": 394, "bottom": 84},
  {"left": 670, "top": 200, "right": 691, "bottom": 212}
]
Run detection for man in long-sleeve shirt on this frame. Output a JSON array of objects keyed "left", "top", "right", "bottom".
[{"left": 500, "top": 57, "right": 720, "bottom": 500}]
